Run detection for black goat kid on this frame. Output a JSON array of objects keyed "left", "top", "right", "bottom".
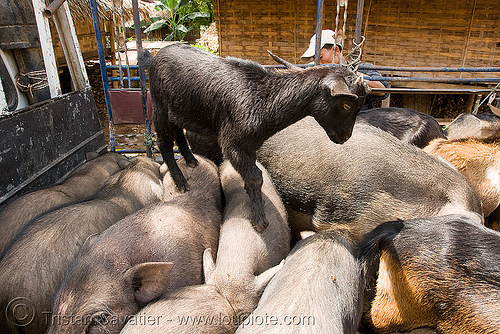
[{"left": 148, "top": 44, "right": 369, "bottom": 231}]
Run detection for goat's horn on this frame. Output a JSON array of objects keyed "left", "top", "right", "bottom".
[{"left": 267, "top": 50, "right": 301, "bottom": 70}]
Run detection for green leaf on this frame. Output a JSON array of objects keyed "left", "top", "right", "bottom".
[
  {"left": 176, "top": 24, "right": 191, "bottom": 33},
  {"left": 175, "top": 0, "right": 191, "bottom": 11},
  {"left": 166, "top": 0, "right": 177, "bottom": 10},
  {"left": 144, "top": 19, "right": 167, "bottom": 33}
]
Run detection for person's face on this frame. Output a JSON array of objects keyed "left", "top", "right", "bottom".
[{"left": 319, "top": 46, "right": 341, "bottom": 65}]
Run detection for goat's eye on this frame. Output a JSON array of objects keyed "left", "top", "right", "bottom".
[{"left": 343, "top": 103, "right": 351, "bottom": 111}]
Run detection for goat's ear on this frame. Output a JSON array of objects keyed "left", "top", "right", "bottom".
[
  {"left": 323, "top": 77, "right": 358, "bottom": 99},
  {"left": 203, "top": 248, "right": 216, "bottom": 284}
]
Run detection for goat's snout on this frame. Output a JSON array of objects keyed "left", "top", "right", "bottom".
[{"left": 327, "top": 129, "right": 352, "bottom": 144}]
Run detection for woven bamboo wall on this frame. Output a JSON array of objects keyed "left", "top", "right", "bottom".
[
  {"left": 51, "top": 20, "right": 113, "bottom": 67},
  {"left": 215, "top": 0, "right": 500, "bottom": 77}
]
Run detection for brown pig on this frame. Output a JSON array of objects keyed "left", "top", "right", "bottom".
[
  {"left": 46, "top": 155, "right": 223, "bottom": 334},
  {"left": 359, "top": 213, "right": 499, "bottom": 334},
  {"left": 0, "top": 156, "right": 163, "bottom": 334},
  {"left": 0, "top": 152, "right": 131, "bottom": 255}
]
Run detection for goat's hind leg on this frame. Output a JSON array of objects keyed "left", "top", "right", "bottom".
[
  {"left": 225, "top": 148, "right": 269, "bottom": 232},
  {"left": 175, "top": 128, "right": 198, "bottom": 168},
  {"left": 157, "top": 122, "right": 190, "bottom": 192}
]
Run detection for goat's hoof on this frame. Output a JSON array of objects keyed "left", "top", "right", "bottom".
[
  {"left": 176, "top": 181, "right": 190, "bottom": 193},
  {"left": 252, "top": 218, "right": 269, "bottom": 232}
]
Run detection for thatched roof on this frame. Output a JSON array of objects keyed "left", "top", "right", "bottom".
[{"left": 68, "top": 0, "right": 159, "bottom": 24}]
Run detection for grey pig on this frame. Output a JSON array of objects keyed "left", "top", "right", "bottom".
[
  {"left": 119, "top": 159, "right": 287, "bottom": 334},
  {"left": 0, "top": 152, "right": 131, "bottom": 255},
  {"left": 119, "top": 255, "right": 283, "bottom": 334},
  {"left": 203, "top": 160, "right": 290, "bottom": 323},
  {"left": 236, "top": 230, "right": 369, "bottom": 334},
  {"left": 257, "top": 117, "right": 482, "bottom": 241},
  {"left": 47, "top": 155, "right": 223, "bottom": 334},
  {"left": 0, "top": 156, "right": 163, "bottom": 334}
]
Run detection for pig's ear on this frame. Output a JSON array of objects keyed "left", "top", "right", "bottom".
[
  {"left": 85, "top": 151, "right": 100, "bottom": 161},
  {"left": 125, "top": 262, "right": 173, "bottom": 306},
  {"left": 117, "top": 156, "right": 133, "bottom": 169},
  {"left": 203, "top": 248, "right": 216, "bottom": 284},
  {"left": 299, "top": 230, "right": 316, "bottom": 240},
  {"left": 254, "top": 260, "right": 284, "bottom": 295}
]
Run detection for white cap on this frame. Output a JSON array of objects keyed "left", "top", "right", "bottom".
[{"left": 301, "top": 29, "right": 340, "bottom": 59}]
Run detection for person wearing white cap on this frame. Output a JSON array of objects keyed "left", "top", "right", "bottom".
[{"left": 301, "top": 29, "right": 389, "bottom": 110}]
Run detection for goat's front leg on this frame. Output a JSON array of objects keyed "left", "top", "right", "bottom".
[{"left": 224, "top": 147, "right": 269, "bottom": 232}]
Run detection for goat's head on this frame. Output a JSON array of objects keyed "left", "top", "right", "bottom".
[
  {"left": 267, "top": 51, "right": 369, "bottom": 144},
  {"left": 312, "top": 68, "right": 370, "bottom": 144}
]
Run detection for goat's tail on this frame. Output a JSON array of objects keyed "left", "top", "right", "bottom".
[{"left": 138, "top": 49, "right": 154, "bottom": 69}]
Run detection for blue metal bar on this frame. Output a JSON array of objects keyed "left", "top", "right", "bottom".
[
  {"left": 108, "top": 77, "right": 142, "bottom": 81},
  {"left": 108, "top": 65, "right": 139, "bottom": 69},
  {"left": 132, "top": 0, "right": 153, "bottom": 158},
  {"left": 314, "top": 0, "right": 324, "bottom": 66},
  {"left": 372, "top": 88, "right": 495, "bottom": 94},
  {"left": 90, "top": 0, "right": 115, "bottom": 152},
  {"left": 264, "top": 64, "right": 500, "bottom": 72},
  {"left": 366, "top": 76, "right": 500, "bottom": 83},
  {"left": 358, "top": 65, "right": 500, "bottom": 72}
]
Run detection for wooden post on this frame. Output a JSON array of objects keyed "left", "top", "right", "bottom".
[
  {"left": 50, "top": 1, "right": 89, "bottom": 90},
  {"left": 31, "top": 0, "right": 61, "bottom": 97}
]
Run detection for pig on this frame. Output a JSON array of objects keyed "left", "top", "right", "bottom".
[
  {"left": 203, "top": 160, "right": 290, "bottom": 322},
  {"left": 235, "top": 230, "right": 369, "bottom": 334},
  {"left": 120, "top": 284, "right": 238, "bottom": 334},
  {"left": 444, "top": 113, "right": 500, "bottom": 142},
  {"left": 424, "top": 137, "right": 500, "bottom": 228},
  {"left": 0, "top": 152, "right": 131, "bottom": 255},
  {"left": 257, "top": 117, "right": 483, "bottom": 241},
  {"left": 120, "top": 252, "right": 283, "bottom": 334},
  {"left": 0, "top": 156, "right": 163, "bottom": 334},
  {"left": 356, "top": 107, "right": 445, "bottom": 148},
  {"left": 46, "top": 155, "right": 223, "bottom": 334},
  {"left": 359, "top": 213, "right": 499, "bottom": 334}
]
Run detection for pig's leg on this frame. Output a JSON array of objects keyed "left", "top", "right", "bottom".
[
  {"left": 157, "top": 122, "right": 189, "bottom": 192},
  {"left": 175, "top": 129, "right": 198, "bottom": 168},
  {"left": 223, "top": 146, "right": 268, "bottom": 232}
]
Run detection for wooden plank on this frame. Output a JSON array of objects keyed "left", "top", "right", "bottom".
[
  {"left": 0, "top": 26, "right": 40, "bottom": 50},
  {"left": 51, "top": 1, "right": 89, "bottom": 90},
  {"left": 31, "top": 0, "right": 61, "bottom": 97}
]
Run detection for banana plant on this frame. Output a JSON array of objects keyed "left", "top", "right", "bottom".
[{"left": 144, "top": 0, "right": 210, "bottom": 41}]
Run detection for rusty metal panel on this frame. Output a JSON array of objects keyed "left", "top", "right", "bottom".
[{"left": 0, "top": 87, "right": 107, "bottom": 205}]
